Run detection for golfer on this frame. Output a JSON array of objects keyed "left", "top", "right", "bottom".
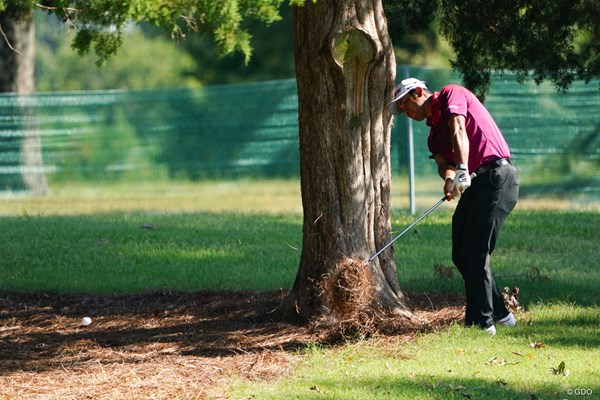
[{"left": 389, "top": 78, "right": 519, "bottom": 335}]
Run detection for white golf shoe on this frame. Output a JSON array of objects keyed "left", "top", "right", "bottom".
[
  {"left": 498, "top": 312, "right": 517, "bottom": 327},
  {"left": 485, "top": 325, "right": 497, "bottom": 336}
]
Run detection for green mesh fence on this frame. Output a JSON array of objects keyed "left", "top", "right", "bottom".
[
  {"left": 1, "top": 68, "right": 599, "bottom": 203},
  {"left": 0, "top": 80, "right": 300, "bottom": 191}
]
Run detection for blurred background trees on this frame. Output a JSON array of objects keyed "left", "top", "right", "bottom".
[{"left": 33, "top": 4, "right": 453, "bottom": 91}]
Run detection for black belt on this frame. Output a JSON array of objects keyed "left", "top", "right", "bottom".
[{"left": 471, "top": 158, "right": 511, "bottom": 178}]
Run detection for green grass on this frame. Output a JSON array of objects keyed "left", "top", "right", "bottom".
[
  {"left": 0, "top": 212, "right": 302, "bottom": 293},
  {"left": 391, "top": 210, "right": 600, "bottom": 306},
  {"left": 1, "top": 180, "right": 599, "bottom": 399},
  {"left": 2, "top": 210, "right": 598, "bottom": 307},
  {"left": 233, "top": 304, "right": 600, "bottom": 399}
]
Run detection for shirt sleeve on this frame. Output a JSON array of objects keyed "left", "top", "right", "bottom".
[{"left": 443, "top": 85, "right": 468, "bottom": 117}]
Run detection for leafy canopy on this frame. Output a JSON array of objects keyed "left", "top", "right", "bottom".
[
  {"left": 4, "top": 0, "right": 600, "bottom": 98},
  {"left": 436, "top": 0, "right": 600, "bottom": 98},
  {"left": 1, "top": 0, "right": 304, "bottom": 65}
]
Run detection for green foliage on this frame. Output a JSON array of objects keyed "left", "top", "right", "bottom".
[
  {"left": 383, "top": 0, "right": 437, "bottom": 40},
  {"left": 35, "top": 11, "right": 199, "bottom": 90},
  {"left": 437, "top": 0, "right": 600, "bottom": 99},
  {"left": 0, "top": 0, "right": 30, "bottom": 18},
  {"left": 145, "top": 5, "right": 296, "bottom": 84},
  {"left": 25, "top": 0, "right": 287, "bottom": 65},
  {"left": 383, "top": 1, "right": 454, "bottom": 68}
]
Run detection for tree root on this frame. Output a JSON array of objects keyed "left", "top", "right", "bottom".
[{"left": 315, "top": 257, "right": 428, "bottom": 341}]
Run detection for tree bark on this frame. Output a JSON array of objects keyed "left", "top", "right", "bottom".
[
  {"left": 279, "top": 1, "right": 416, "bottom": 330},
  {"left": 0, "top": 12, "right": 48, "bottom": 193}
]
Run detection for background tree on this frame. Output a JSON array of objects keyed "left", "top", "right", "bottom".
[
  {"left": 384, "top": 0, "right": 453, "bottom": 67},
  {"left": 0, "top": 0, "right": 283, "bottom": 191},
  {"left": 0, "top": 7, "right": 47, "bottom": 192},
  {"left": 32, "top": 3, "right": 452, "bottom": 91},
  {"left": 34, "top": 12, "right": 200, "bottom": 91},
  {"left": 436, "top": 0, "right": 600, "bottom": 99}
]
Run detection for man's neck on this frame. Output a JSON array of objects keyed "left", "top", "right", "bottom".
[{"left": 423, "top": 95, "right": 434, "bottom": 119}]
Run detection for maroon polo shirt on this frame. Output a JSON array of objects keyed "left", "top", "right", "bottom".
[{"left": 426, "top": 84, "right": 510, "bottom": 171}]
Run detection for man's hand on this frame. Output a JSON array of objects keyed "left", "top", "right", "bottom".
[
  {"left": 444, "top": 178, "right": 458, "bottom": 200},
  {"left": 453, "top": 169, "right": 471, "bottom": 195}
]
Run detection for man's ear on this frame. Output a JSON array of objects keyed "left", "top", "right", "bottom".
[{"left": 414, "top": 87, "right": 423, "bottom": 97}]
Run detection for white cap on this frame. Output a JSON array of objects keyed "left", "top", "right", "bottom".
[{"left": 389, "top": 78, "right": 428, "bottom": 115}]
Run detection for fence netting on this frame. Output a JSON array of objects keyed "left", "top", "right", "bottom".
[{"left": 1, "top": 66, "right": 599, "bottom": 205}]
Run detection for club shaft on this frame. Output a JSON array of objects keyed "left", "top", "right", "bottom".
[{"left": 367, "top": 196, "right": 447, "bottom": 263}]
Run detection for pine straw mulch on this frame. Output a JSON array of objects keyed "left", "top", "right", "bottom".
[{"left": 0, "top": 290, "right": 464, "bottom": 400}]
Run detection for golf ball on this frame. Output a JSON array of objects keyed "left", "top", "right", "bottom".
[{"left": 81, "top": 317, "right": 92, "bottom": 326}]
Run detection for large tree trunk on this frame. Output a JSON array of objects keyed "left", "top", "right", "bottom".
[
  {"left": 0, "top": 12, "right": 48, "bottom": 193},
  {"left": 279, "top": 1, "right": 418, "bottom": 331}
]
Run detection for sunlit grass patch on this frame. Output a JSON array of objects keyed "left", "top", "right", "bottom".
[{"left": 233, "top": 305, "right": 600, "bottom": 399}]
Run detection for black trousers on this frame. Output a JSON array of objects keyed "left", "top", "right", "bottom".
[{"left": 452, "top": 163, "right": 519, "bottom": 328}]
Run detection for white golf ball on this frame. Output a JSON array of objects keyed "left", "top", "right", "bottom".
[{"left": 81, "top": 317, "right": 92, "bottom": 326}]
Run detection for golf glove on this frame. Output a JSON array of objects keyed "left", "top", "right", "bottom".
[{"left": 453, "top": 169, "right": 471, "bottom": 195}]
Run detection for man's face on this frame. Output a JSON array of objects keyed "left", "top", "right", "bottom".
[{"left": 396, "top": 88, "right": 428, "bottom": 121}]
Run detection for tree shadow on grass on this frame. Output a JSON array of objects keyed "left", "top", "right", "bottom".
[
  {"left": 512, "top": 307, "right": 600, "bottom": 348},
  {"left": 285, "top": 375, "right": 600, "bottom": 400}
]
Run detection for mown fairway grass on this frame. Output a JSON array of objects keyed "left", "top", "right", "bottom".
[
  {"left": 232, "top": 304, "right": 599, "bottom": 399},
  {"left": 1, "top": 180, "right": 598, "bottom": 399}
]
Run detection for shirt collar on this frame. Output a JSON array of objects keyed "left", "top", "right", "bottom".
[{"left": 426, "top": 91, "right": 441, "bottom": 127}]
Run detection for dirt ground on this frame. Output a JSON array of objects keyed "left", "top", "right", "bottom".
[{"left": 0, "top": 290, "right": 464, "bottom": 399}]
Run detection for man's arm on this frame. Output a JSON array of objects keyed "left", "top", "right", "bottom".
[
  {"left": 433, "top": 153, "right": 459, "bottom": 200},
  {"left": 448, "top": 114, "right": 469, "bottom": 168}
]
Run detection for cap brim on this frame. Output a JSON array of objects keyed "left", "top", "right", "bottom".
[{"left": 389, "top": 92, "right": 408, "bottom": 115}]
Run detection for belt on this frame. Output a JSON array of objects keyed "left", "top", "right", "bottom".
[{"left": 470, "top": 158, "right": 511, "bottom": 179}]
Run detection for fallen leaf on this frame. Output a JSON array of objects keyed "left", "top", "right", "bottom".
[
  {"left": 529, "top": 340, "right": 545, "bottom": 349},
  {"left": 486, "top": 357, "right": 507, "bottom": 366},
  {"left": 550, "top": 361, "right": 570, "bottom": 376},
  {"left": 310, "top": 386, "right": 320, "bottom": 392},
  {"left": 502, "top": 286, "right": 522, "bottom": 312}
]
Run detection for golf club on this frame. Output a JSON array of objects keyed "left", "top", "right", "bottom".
[{"left": 366, "top": 195, "right": 448, "bottom": 264}]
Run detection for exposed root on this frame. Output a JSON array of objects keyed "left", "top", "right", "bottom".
[
  {"left": 316, "top": 257, "right": 374, "bottom": 335},
  {"left": 316, "top": 257, "right": 426, "bottom": 340}
]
